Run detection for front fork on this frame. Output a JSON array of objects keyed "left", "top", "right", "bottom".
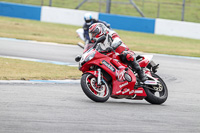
[
  {"left": 97, "top": 68, "right": 102, "bottom": 86},
  {"left": 84, "top": 69, "right": 104, "bottom": 86}
]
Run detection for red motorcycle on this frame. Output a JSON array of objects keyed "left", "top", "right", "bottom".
[{"left": 75, "top": 37, "right": 168, "bottom": 104}]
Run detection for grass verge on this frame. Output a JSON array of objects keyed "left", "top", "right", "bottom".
[
  {"left": 0, "top": 16, "right": 200, "bottom": 57},
  {"left": 0, "top": 57, "right": 81, "bottom": 80}
]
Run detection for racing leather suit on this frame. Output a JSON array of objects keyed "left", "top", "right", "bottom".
[{"left": 99, "top": 30, "right": 147, "bottom": 82}]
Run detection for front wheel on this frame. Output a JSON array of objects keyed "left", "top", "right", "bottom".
[
  {"left": 144, "top": 73, "right": 168, "bottom": 104},
  {"left": 81, "top": 73, "right": 110, "bottom": 102}
]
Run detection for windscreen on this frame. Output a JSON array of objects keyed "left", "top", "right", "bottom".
[{"left": 83, "top": 43, "right": 95, "bottom": 53}]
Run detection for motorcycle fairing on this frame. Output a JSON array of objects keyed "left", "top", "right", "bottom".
[
  {"left": 112, "top": 87, "right": 147, "bottom": 99},
  {"left": 139, "top": 55, "right": 153, "bottom": 68},
  {"left": 81, "top": 52, "right": 147, "bottom": 98}
]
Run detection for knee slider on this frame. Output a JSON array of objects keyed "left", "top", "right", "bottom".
[{"left": 126, "top": 52, "right": 134, "bottom": 61}]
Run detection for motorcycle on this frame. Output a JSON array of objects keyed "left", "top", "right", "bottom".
[{"left": 75, "top": 36, "right": 168, "bottom": 104}]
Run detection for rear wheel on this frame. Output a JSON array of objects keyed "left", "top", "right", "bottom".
[
  {"left": 81, "top": 73, "right": 110, "bottom": 102},
  {"left": 144, "top": 73, "right": 168, "bottom": 104}
]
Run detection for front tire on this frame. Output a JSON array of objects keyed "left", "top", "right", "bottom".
[
  {"left": 81, "top": 73, "right": 110, "bottom": 102},
  {"left": 144, "top": 73, "right": 168, "bottom": 104}
]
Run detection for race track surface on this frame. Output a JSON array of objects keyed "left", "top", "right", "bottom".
[{"left": 0, "top": 38, "right": 200, "bottom": 133}]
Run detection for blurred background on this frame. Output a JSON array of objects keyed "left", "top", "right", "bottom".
[{"left": 1, "top": 0, "right": 200, "bottom": 23}]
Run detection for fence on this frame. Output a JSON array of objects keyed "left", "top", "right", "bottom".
[{"left": 1, "top": 0, "right": 200, "bottom": 23}]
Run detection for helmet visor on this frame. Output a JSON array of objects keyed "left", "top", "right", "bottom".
[
  {"left": 85, "top": 20, "right": 92, "bottom": 25},
  {"left": 89, "top": 32, "right": 96, "bottom": 40},
  {"left": 85, "top": 20, "right": 92, "bottom": 23}
]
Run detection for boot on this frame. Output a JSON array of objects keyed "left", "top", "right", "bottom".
[
  {"left": 137, "top": 69, "right": 147, "bottom": 82},
  {"left": 132, "top": 60, "right": 147, "bottom": 82}
]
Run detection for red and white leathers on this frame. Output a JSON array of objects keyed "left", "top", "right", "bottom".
[
  {"left": 103, "top": 29, "right": 147, "bottom": 82},
  {"left": 108, "top": 30, "right": 129, "bottom": 53},
  {"left": 102, "top": 29, "right": 136, "bottom": 62}
]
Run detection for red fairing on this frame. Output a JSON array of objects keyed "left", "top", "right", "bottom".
[
  {"left": 114, "top": 87, "right": 147, "bottom": 99},
  {"left": 139, "top": 57, "right": 150, "bottom": 68},
  {"left": 80, "top": 50, "right": 147, "bottom": 100}
]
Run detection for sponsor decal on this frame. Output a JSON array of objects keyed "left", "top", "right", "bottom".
[
  {"left": 129, "top": 90, "right": 135, "bottom": 94},
  {"left": 102, "top": 60, "right": 115, "bottom": 72},
  {"left": 118, "top": 70, "right": 125, "bottom": 81},
  {"left": 122, "top": 89, "right": 129, "bottom": 94},
  {"left": 116, "top": 90, "right": 121, "bottom": 94},
  {"left": 135, "top": 90, "right": 143, "bottom": 94},
  {"left": 119, "top": 82, "right": 128, "bottom": 88}
]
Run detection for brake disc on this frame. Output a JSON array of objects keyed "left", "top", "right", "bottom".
[{"left": 90, "top": 78, "right": 105, "bottom": 93}]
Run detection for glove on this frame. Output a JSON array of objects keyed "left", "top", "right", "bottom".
[
  {"left": 90, "top": 38, "right": 96, "bottom": 43},
  {"left": 100, "top": 47, "right": 112, "bottom": 53},
  {"left": 105, "top": 47, "right": 113, "bottom": 52}
]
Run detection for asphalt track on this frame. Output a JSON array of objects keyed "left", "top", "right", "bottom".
[{"left": 0, "top": 38, "right": 200, "bottom": 133}]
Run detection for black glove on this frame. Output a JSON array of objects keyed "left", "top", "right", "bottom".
[
  {"left": 90, "top": 38, "right": 96, "bottom": 43},
  {"left": 105, "top": 47, "right": 113, "bottom": 52},
  {"left": 100, "top": 47, "right": 113, "bottom": 53}
]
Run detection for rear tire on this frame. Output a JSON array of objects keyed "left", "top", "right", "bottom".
[
  {"left": 144, "top": 73, "right": 168, "bottom": 104},
  {"left": 81, "top": 73, "right": 110, "bottom": 102}
]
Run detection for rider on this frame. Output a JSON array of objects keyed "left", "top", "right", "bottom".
[
  {"left": 88, "top": 23, "right": 147, "bottom": 82},
  {"left": 83, "top": 13, "right": 110, "bottom": 43}
]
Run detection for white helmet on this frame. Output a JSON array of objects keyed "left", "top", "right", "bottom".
[
  {"left": 84, "top": 13, "right": 93, "bottom": 25},
  {"left": 89, "top": 23, "right": 108, "bottom": 42}
]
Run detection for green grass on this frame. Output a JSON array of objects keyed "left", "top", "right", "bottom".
[
  {"left": 1, "top": 0, "right": 200, "bottom": 23},
  {"left": 0, "top": 57, "right": 82, "bottom": 80},
  {"left": 0, "top": 16, "right": 79, "bottom": 44},
  {"left": 0, "top": 16, "right": 200, "bottom": 57}
]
